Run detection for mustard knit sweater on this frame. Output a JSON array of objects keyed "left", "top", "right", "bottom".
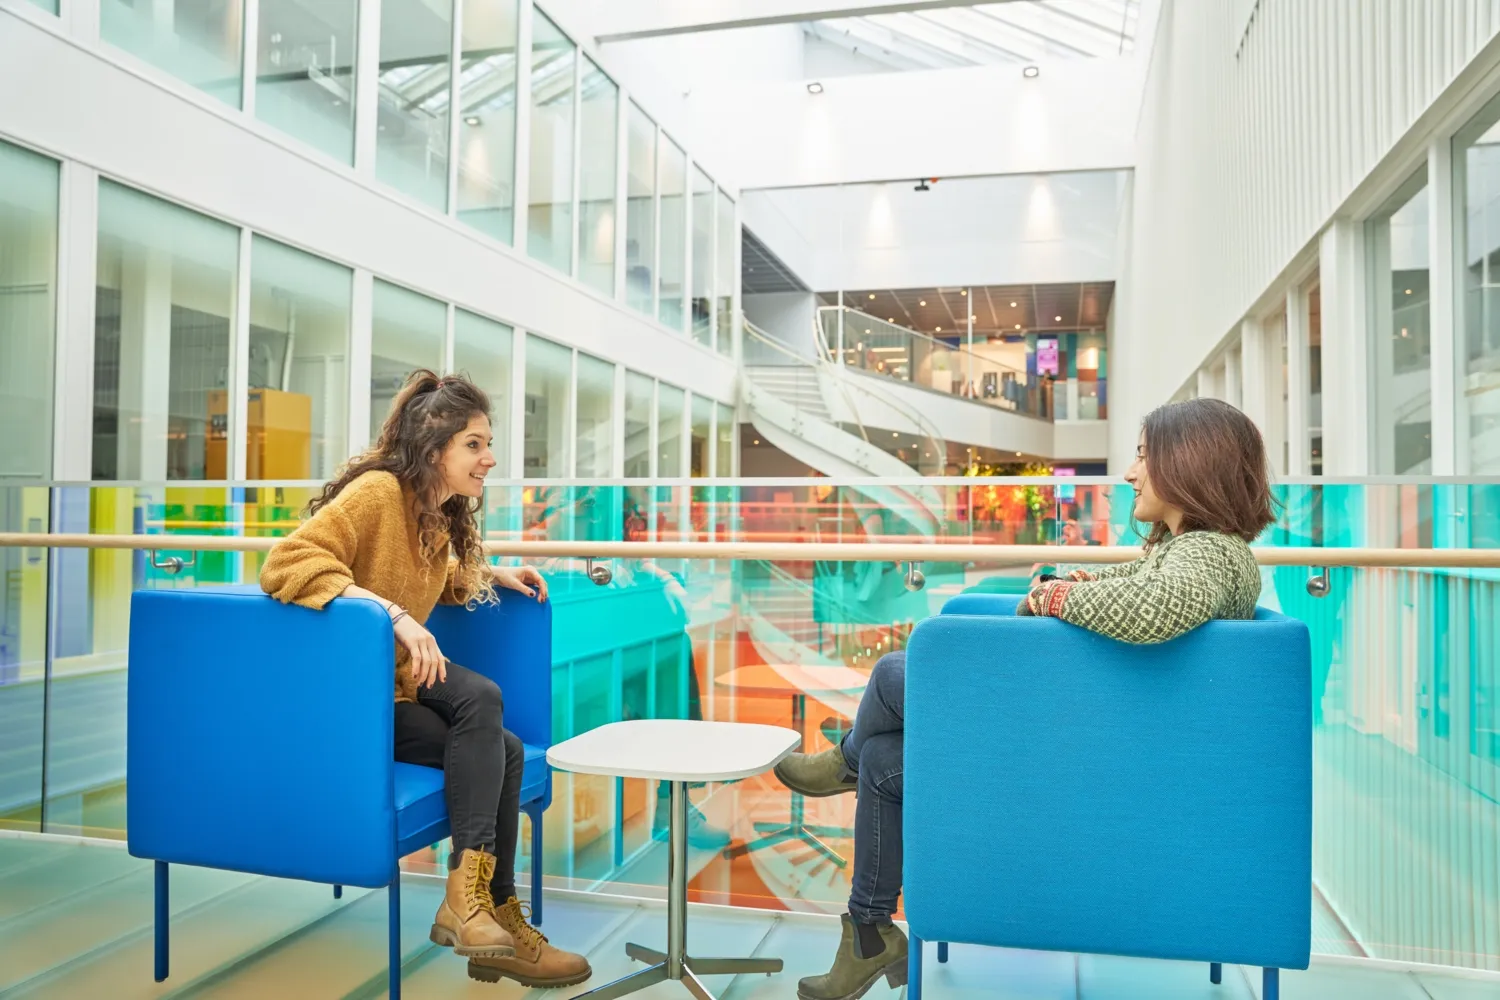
[{"left": 259, "top": 470, "right": 467, "bottom": 703}]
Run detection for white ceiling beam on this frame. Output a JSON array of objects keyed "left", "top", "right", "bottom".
[{"left": 584, "top": 0, "right": 1021, "bottom": 42}]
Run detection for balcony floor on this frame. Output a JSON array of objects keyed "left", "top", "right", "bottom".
[{"left": 0, "top": 835, "right": 1494, "bottom": 1000}]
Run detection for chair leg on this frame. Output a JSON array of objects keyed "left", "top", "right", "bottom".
[
  {"left": 154, "top": 861, "right": 169, "bottom": 982},
  {"left": 1263, "top": 968, "right": 1278, "bottom": 1000},
  {"left": 334, "top": 884, "right": 343, "bottom": 900},
  {"left": 937, "top": 941, "right": 948, "bottom": 964},
  {"left": 1210, "top": 962, "right": 1222, "bottom": 984},
  {"left": 389, "top": 879, "right": 402, "bottom": 1000},
  {"left": 528, "top": 803, "right": 544, "bottom": 926},
  {"left": 908, "top": 933, "right": 923, "bottom": 1000}
]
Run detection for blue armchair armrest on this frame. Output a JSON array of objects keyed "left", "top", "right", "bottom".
[
  {"left": 941, "top": 593, "right": 1022, "bottom": 616},
  {"left": 904, "top": 608, "right": 1312, "bottom": 971},
  {"left": 127, "top": 585, "right": 398, "bottom": 888}
]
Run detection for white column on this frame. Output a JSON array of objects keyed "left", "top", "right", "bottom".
[
  {"left": 1429, "top": 137, "right": 1458, "bottom": 475},
  {"left": 53, "top": 161, "right": 99, "bottom": 481},
  {"left": 1224, "top": 345, "right": 1242, "bottom": 408},
  {"left": 1319, "top": 219, "right": 1370, "bottom": 476},
  {"left": 117, "top": 248, "right": 173, "bottom": 480},
  {"left": 612, "top": 90, "right": 629, "bottom": 302},
  {"left": 611, "top": 363, "right": 626, "bottom": 478},
  {"left": 240, "top": 0, "right": 259, "bottom": 117},
  {"left": 444, "top": 0, "right": 463, "bottom": 216},
  {"left": 65, "top": 0, "right": 101, "bottom": 43},
  {"left": 1239, "top": 317, "right": 1269, "bottom": 436},
  {"left": 353, "top": 0, "right": 382, "bottom": 176},
  {"left": 512, "top": 1, "right": 534, "bottom": 252},
  {"left": 508, "top": 328, "right": 526, "bottom": 479},
  {"left": 568, "top": 46, "right": 582, "bottom": 278},
  {"left": 1195, "top": 367, "right": 1214, "bottom": 400},
  {"left": 442, "top": 302, "right": 455, "bottom": 372},
  {"left": 347, "top": 269, "right": 374, "bottom": 455},
  {"left": 564, "top": 348, "right": 578, "bottom": 477},
  {"left": 1286, "top": 285, "right": 1310, "bottom": 476},
  {"left": 228, "top": 228, "right": 252, "bottom": 480}
]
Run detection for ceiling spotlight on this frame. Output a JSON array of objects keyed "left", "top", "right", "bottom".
[
  {"left": 1055, "top": 315, "right": 1062, "bottom": 322},
  {"left": 1404, "top": 288, "right": 1413, "bottom": 295},
  {"left": 914, "top": 179, "right": 931, "bottom": 192},
  {"left": 807, "top": 81, "right": 825, "bottom": 94},
  {"left": 1015, "top": 324, "right": 1022, "bottom": 330},
  {"left": 868, "top": 293, "right": 876, "bottom": 299},
  {"left": 960, "top": 290, "right": 968, "bottom": 296},
  {"left": 919, "top": 300, "right": 927, "bottom": 306},
  {"left": 1023, "top": 65, "right": 1040, "bottom": 79},
  {"left": 464, "top": 115, "right": 483, "bottom": 127},
  {"left": 1010, "top": 301, "right": 1018, "bottom": 307},
  {"left": 935, "top": 326, "right": 942, "bottom": 332}
]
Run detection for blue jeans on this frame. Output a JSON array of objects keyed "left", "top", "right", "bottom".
[{"left": 839, "top": 651, "right": 905, "bottom": 924}]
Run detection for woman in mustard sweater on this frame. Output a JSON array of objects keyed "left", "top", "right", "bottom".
[{"left": 259, "top": 370, "right": 590, "bottom": 989}]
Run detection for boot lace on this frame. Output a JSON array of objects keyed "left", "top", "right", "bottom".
[
  {"left": 463, "top": 851, "right": 497, "bottom": 915},
  {"left": 499, "top": 897, "right": 548, "bottom": 950}
]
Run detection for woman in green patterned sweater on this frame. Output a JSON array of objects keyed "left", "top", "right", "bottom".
[{"left": 777, "top": 397, "right": 1278, "bottom": 1000}]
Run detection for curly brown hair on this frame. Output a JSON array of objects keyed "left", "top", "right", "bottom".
[
  {"left": 309, "top": 369, "right": 495, "bottom": 606},
  {"left": 1139, "top": 397, "right": 1281, "bottom": 548}
]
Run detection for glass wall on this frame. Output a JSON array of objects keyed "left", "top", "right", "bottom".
[
  {"left": 625, "top": 104, "right": 656, "bottom": 316},
  {"left": 524, "top": 334, "right": 571, "bottom": 477},
  {"left": 657, "top": 383, "right": 683, "bottom": 478},
  {"left": 624, "top": 372, "right": 653, "bottom": 478},
  {"left": 578, "top": 58, "right": 619, "bottom": 298},
  {"left": 376, "top": 0, "right": 454, "bottom": 210},
  {"left": 370, "top": 280, "right": 445, "bottom": 439},
  {"left": 247, "top": 236, "right": 352, "bottom": 479},
  {"left": 257, "top": 0, "right": 359, "bottom": 163},
  {"left": 0, "top": 142, "right": 58, "bottom": 479},
  {"left": 29, "top": 0, "right": 58, "bottom": 12},
  {"left": 690, "top": 394, "right": 711, "bottom": 477},
  {"left": 658, "top": 136, "right": 687, "bottom": 331},
  {"left": 455, "top": 0, "right": 519, "bottom": 244},
  {"left": 453, "top": 309, "right": 513, "bottom": 476},
  {"left": 1368, "top": 172, "right": 1432, "bottom": 475},
  {"left": 1456, "top": 101, "right": 1500, "bottom": 474},
  {"left": 527, "top": 12, "right": 575, "bottom": 273},
  {"left": 716, "top": 402, "right": 734, "bottom": 476},
  {"left": 93, "top": 182, "right": 239, "bottom": 481},
  {"left": 102, "top": 0, "right": 243, "bottom": 106},
  {"left": 690, "top": 167, "right": 714, "bottom": 348},
  {"left": 716, "top": 189, "right": 735, "bottom": 356},
  {"left": 575, "top": 352, "right": 615, "bottom": 477}
]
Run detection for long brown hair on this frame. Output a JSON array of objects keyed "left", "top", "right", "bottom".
[
  {"left": 309, "top": 369, "right": 494, "bottom": 605},
  {"left": 1139, "top": 397, "right": 1279, "bottom": 547}
]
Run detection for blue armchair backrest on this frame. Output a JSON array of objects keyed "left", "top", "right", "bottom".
[
  {"left": 428, "top": 595, "right": 552, "bottom": 750},
  {"left": 903, "top": 604, "right": 1312, "bottom": 971},
  {"left": 127, "top": 585, "right": 398, "bottom": 887}
]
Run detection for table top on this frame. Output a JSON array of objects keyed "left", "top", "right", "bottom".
[
  {"left": 546, "top": 720, "right": 801, "bottom": 781},
  {"left": 716, "top": 663, "right": 870, "bottom": 698}
]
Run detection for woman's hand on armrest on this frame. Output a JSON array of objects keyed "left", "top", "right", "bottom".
[{"left": 339, "top": 584, "right": 447, "bottom": 688}]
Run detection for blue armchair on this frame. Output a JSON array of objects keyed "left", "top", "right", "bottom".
[
  {"left": 126, "top": 585, "right": 552, "bottom": 1000},
  {"left": 903, "top": 594, "right": 1311, "bottom": 1000}
]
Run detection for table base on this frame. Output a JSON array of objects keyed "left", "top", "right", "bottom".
[{"left": 571, "top": 781, "right": 784, "bottom": 1000}]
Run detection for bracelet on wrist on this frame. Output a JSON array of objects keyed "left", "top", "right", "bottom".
[{"left": 390, "top": 610, "right": 410, "bottom": 627}]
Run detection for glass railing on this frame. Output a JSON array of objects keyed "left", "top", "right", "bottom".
[
  {"left": 816, "top": 306, "right": 1106, "bottom": 422},
  {"left": 1, "top": 478, "right": 1498, "bottom": 972}
]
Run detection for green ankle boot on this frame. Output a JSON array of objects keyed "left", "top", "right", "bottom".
[
  {"left": 775, "top": 746, "right": 857, "bottom": 798},
  {"left": 797, "top": 914, "right": 908, "bottom": 1000}
]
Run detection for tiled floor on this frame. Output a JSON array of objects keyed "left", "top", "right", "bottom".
[{"left": 0, "top": 835, "right": 1494, "bottom": 1000}]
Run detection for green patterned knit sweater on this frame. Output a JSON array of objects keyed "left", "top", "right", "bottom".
[{"left": 1028, "top": 530, "right": 1262, "bottom": 644}]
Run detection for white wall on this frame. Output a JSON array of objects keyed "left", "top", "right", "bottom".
[
  {"left": 744, "top": 292, "right": 818, "bottom": 358},
  {"left": 667, "top": 56, "right": 1142, "bottom": 191},
  {"left": 743, "top": 170, "right": 1125, "bottom": 292},
  {"left": 1115, "top": 0, "right": 1500, "bottom": 471}
]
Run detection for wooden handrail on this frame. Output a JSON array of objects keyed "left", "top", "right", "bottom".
[{"left": 2, "top": 533, "right": 1499, "bottom": 568}]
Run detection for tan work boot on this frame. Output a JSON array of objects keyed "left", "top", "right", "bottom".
[
  {"left": 467, "top": 896, "right": 592, "bottom": 988},
  {"left": 429, "top": 849, "right": 516, "bottom": 959}
]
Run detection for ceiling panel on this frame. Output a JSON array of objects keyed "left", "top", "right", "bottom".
[{"left": 823, "top": 281, "right": 1114, "bottom": 340}]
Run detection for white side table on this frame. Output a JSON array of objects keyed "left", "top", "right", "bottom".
[{"left": 547, "top": 719, "right": 800, "bottom": 1000}]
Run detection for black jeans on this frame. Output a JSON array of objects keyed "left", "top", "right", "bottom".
[
  {"left": 394, "top": 661, "right": 523, "bottom": 901},
  {"left": 839, "top": 651, "right": 905, "bottom": 924}
]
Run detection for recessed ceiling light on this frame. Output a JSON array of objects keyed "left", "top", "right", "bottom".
[
  {"left": 807, "top": 81, "right": 824, "bottom": 94},
  {"left": 1023, "top": 65, "right": 1040, "bottom": 79},
  {"left": 1055, "top": 316, "right": 1062, "bottom": 322},
  {"left": 868, "top": 293, "right": 876, "bottom": 299},
  {"left": 1404, "top": 288, "right": 1412, "bottom": 295},
  {"left": 935, "top": 326, "right": 942, "bottom": 332},
  {"left": 961, "top": 290, "right": 967, "bottom": 296},
  {"left": 919, "top": 300, "right": 927, "bottom": 306},
  {"left": 1010, "top": 301, "right": 1018, "bottom": 307},
  {"left": 465, "top": 115, "right": 482, "bottom": 127},
  {"left": 1015, "top": 324, "right": 1022, "bottom": 330}
]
